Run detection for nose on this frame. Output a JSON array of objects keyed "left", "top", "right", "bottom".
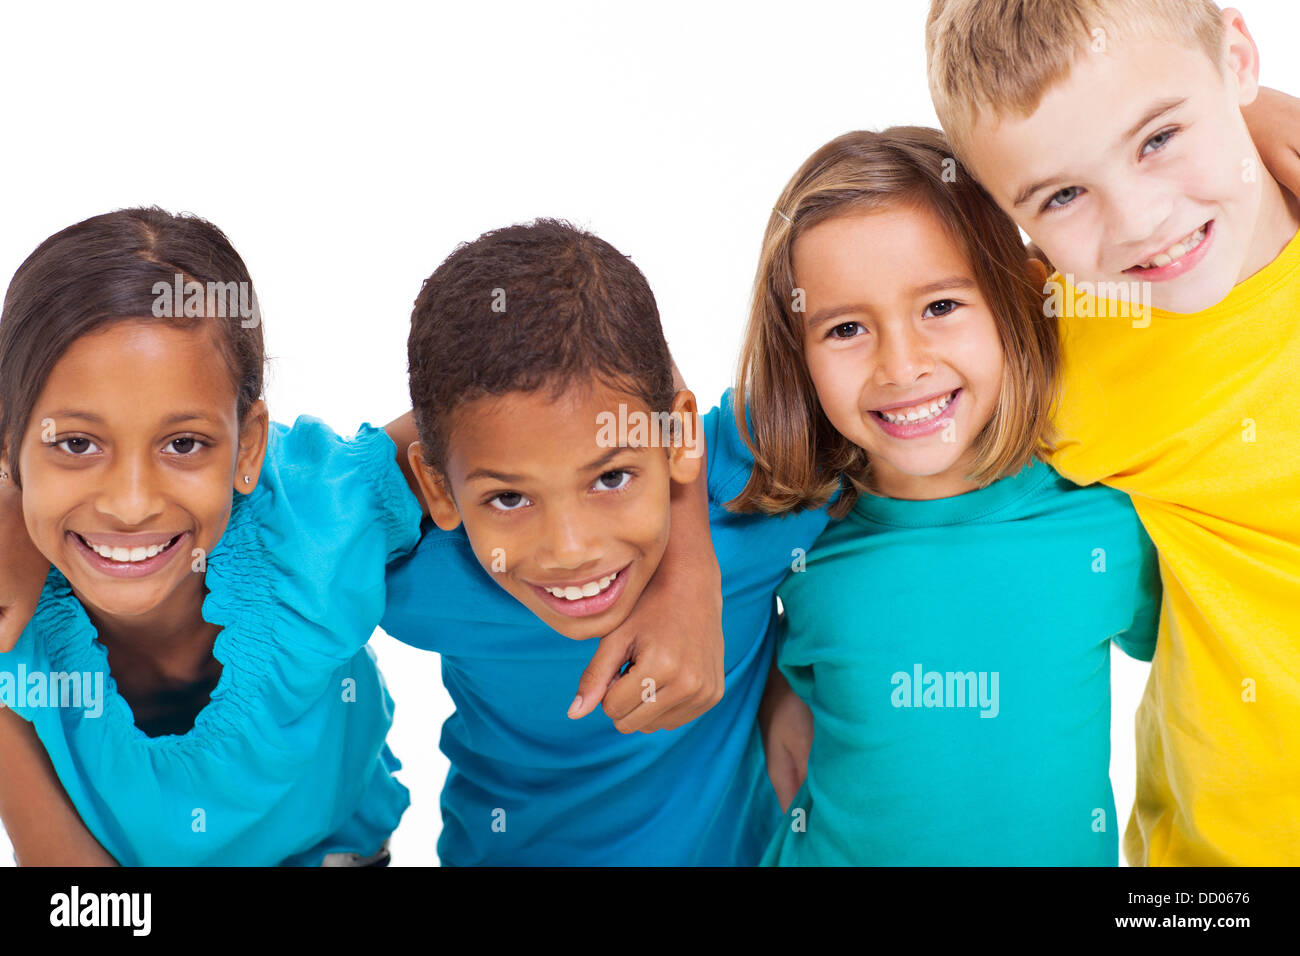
[
  {"left": 873, "top": 320, "right": 934, "bottom": 388},
  {"left": 95, "top": 454, "right": 166, "bottom": 527},
  {"left": 1104, "top": 173, "right": 1176, "bottom": 261},
  {"left": 535, "top": 503, "right": 604, "bottom": 571}
]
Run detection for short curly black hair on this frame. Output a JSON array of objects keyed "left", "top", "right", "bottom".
[{"left": 407, "top": 218, "right": 676, "bottom": 475}]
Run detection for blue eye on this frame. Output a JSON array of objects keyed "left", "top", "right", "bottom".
[
  {"left": 1141, "top": 127, "right": 1178, "bottom": 156},
  {"left": 1044, "top": 186, "right": 1081, "bottom": 211}
]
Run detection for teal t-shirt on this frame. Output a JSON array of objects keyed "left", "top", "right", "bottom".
[
  {"left": 0, "top": 418, "right": 420, "bottom": 866},
  {"left": 763, "top": 460, "right": 1160, "bottom": 866}
]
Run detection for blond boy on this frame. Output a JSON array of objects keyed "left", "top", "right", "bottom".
[{"left": 927, "top": 0, "right": 1300, "bottom": 864}]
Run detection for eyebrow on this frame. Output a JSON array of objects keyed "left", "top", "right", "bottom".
[
  {"left": 463, "top": 444, "right": 644, "bottom": 484},
  {"left": 1012, "top": 97, "right": 1188, "bottom": 209},
  {"left": 805, "top": 276, "right": 978, "bottom": 328},
  {"left": 40, "top": 409, "right": 217, "bottom": 427}
]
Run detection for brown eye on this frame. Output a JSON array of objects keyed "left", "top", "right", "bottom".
[
  {"left": 595, "top": 470, "right": 631, "bottom": 492},
  {"left": 57, "top": 437, "right": 98, "bottom": 455},
  {"left": 488, "top": 491, "right": 528, "bottom": 512}
]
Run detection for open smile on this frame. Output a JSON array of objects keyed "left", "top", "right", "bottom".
[
  {"left": 1123, "top": 220, "right": 1213, "bottom": 280},
  {"left": 870, "top": 388, "right": 961, "bottom": 438},
  {"left": 70, "top": 530, "right": 189, "bottom": 579},
  {"left": 528, "top": 561, "right": 632, "bottom": 619}
]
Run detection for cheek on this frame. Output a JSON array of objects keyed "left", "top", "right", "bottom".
[
  {"left": 955, "top": 322, "right": 1005, "bottom": 394},
  {"left": 804, "top": 343, "right": 855, "bottom": 412}
]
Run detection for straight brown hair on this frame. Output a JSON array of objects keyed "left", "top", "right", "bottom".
[
  {"left": 729, "top": 127, "right": 1058, "bottom": 518},
  {"left": 0, "top": 207, "right": 265, "bottom": 486}
]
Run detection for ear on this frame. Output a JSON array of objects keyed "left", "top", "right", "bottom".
[
  {"left": 666, "top": 388, "right": 703, "bottom": 486},
  {"left": 1220, "top": 8, "right": 1262, "bottom": 107},
  {"left": 408, "top": 441, "right": 462, "bottom": 531},
  {"left": 1024, "top": 256, "right": 1049, "bottom": 289},
  {"left": 233, "top": 400, "right": 270, "bottom": 494}
]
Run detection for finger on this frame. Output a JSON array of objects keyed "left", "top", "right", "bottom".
[
  {"left": 600, "top": 663, "right": 666, "bottom": 727},
  {"left": 568, "top": 631, "right": 635, "bottom": 720},
  {"left": 616, "top": 693, "right": 699, "bottom": 735}
]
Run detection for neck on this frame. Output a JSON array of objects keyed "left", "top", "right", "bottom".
[
  {"left": 80, "top": 574, "right": 219, "bottom": 679},
  {"left": 865, "top": 448, "right": 985, "bottom": 501},
  {"left": 1242, "top": 171, "right": 1300, "bottom": 283}
]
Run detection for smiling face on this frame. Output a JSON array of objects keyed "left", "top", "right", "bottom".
[
  {"left": 412, "top": 381, "right": 701, "bottom": 640},
  {"left": 796, "top": 203, "right": 1007, "bottom": 501},
  {"left": 15, "top": 320, "right": 267, "bottom": 628},
  {"left": 961, "top": 16, "right": 1298, "bottom": 315}
]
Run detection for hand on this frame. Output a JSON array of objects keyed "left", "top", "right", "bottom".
[
  {"left": 568, "top": 533, "right": 726, "bottom": 734},
  {"left": 1244, "top": 87, "right": 1300, "bottom": 199},
  {"left": 569, "top": 393, "right": 725, "bottom": 732},
  {"left": 758, "top": 662, "right": 812, "bottom": 813},
  {"left": 0, "top": 477, "right": 48, "bottom": 653}
]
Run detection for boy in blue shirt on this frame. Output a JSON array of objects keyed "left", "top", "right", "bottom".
[{"left": 382, "top": 218, "right": 828, "bottom": 864}]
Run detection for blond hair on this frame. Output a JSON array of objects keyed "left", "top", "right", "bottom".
[
  {"left": 728, "top": 127, "right": 1059, "bottom": 518},
  {"left": 927, "top": 0, "right": 1226, "bottom": 164}
]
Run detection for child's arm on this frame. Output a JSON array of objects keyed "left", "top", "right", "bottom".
[
  {"left": 1244, "top": 87, "right": 1300, "bottom": 198},
  {"left": 757, "top": 655, "right": 812, "bottom": 813},
  {"left": 0, "top": 476, "right": 49, "bottom": 653},
  {"left": 0, "top": 708, "right": 117, "bottom": 865},
  {"left": 568, "top": 362, "right": 726, "bottom": 733},
  {"left": 384, "top": 412, "right": 428, "bottom": 517}
]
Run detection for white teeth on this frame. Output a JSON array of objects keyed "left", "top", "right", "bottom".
[
  {"left": 86, "top": 537, "right": 173, "bottom": 563},
  {"left": 1140, "top": 226, "right": 1205, "bottom": 269},
  {"left": 879, "top": 391, "right": 954, "bottom": 425},
  {"left": 545, "top": 571, "right": 618, "bottom": 601}
]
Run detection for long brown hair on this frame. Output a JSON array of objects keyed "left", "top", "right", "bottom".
[
  {"left": 729, "top": 127, "right": 1058, "bottom": 518},
  {"left": 0, "top": 207, "right": 265, "bottom": 486}
]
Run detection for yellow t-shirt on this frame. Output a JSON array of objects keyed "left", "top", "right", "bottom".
[{"left": 1046, "top": 227, "right": 1300, "bottom": 865}]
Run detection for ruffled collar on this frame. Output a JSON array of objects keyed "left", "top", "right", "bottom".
[{"left": 30, "top": 486, "right": 274, "bottom": 753}]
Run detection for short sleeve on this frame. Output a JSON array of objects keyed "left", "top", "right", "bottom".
[
  {"left": 702, "top": 389, "right": 760, "bottom": 507},
  {"left": 200, "top": 416, "right": 424, "bottom": 721},
  {"left": 1110, "top": 514, "right": 1162, "bottom": 663},
  {"left": 258, "top": 417, "right": 422, "bottom": 565}
]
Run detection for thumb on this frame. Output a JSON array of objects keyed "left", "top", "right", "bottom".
[{"left": 568, "top": 630, "right": 634, "bottom": 720}]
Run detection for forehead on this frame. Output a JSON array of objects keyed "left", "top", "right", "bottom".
[
  {"left": 793, "top": 204, "right": 968, "bottom": 296},
  {"left": 35, "top": 319, "right": 239, "bottom": 419},
  {"left": 961, "top": 32, "right": 1226, "bottom": 207},
  {"left": 445, "top": 380, "right": 658, "bottom": 471}
]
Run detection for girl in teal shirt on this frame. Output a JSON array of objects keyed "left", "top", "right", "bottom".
[
  {"left": 0, "top": 208, "right": 418, "bottom": 865},
  {"left": 731, "top": 128, "right": 1161, "bottom": 865}
]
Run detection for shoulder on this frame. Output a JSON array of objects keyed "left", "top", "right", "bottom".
[{"left": 253, "top": 416, "right": 421, "bottom": 558}]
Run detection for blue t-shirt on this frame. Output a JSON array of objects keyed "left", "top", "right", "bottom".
[
  {"left": 763, "top": 460, "right": 1161, "bottom": 866},
  {"left": 0, "top": 419, "right": 421, "bottom": 866},
  {"left": 382, "top": 390, "right": 830, "bottom": 865}
]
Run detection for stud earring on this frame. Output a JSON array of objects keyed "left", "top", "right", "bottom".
[{"left": 244, "top": 476, "right": 251, "bottom": 485}]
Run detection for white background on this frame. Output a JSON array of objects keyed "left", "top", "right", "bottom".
[{"left": 3, "top": 0, "right": 1297, "bottom": 867}]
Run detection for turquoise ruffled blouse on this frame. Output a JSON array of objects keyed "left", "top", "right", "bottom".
[{"left": 0, "top": 418, "right": 420, "bottom": 865}]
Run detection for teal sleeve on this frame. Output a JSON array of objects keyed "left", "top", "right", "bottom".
[
  {"left": 1111, "top": 520, "right": 1161, "bottom": 662},
  {"left": 265, "top": 418, "right": 423, "bottom": 566}
]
